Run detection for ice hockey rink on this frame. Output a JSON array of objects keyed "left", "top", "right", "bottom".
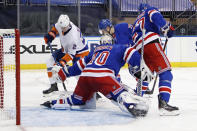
[{"left": 1, "top": 67, "right": 197, "bottom": 131}]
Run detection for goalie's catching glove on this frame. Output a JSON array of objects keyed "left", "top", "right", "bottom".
[
  {"left": 129, "top": 64, "right": 154, "bottom": 83},
  {"left": 52, "top": 65, "right": 69, "bottom": 83}
]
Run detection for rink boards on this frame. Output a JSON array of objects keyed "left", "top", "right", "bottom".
[{"left": 5, "top": 36, "right": 197, "bottom": 69}]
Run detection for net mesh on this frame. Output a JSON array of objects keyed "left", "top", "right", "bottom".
[{"left": 0, "top": 30, "right": 16, "bottom": 122}]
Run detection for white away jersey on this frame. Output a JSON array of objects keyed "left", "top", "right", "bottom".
[{"left": 55, "top": 22, "right": 86, "bottom": 56}]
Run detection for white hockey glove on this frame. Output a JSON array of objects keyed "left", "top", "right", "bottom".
[
  {"left": 161, "top": 21, "right": 174, "bottom": 38},
  {"left": 52, "top": 65, "right": 69, "bottom": 83},
  {"left": 141, "top": 63, "right": 154, "bottom": 83},
  {"left": 130, "top": 63, "right": 154, "bottom": 83}
]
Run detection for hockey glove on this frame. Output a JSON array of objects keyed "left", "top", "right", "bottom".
[
  {"left": 132, "top": 64, "right": 154, "bottom": 83},
  {"left": 52, "top": 65, "right": 69, "bottom": 83},
  {"left": 44, "top": 31, "right": 56, "bottom": 44},
  {"left": 161, "top": 22, "right": 175, "bottom": 38},
  {"left": 128, "top": 65, "right": 140, "bottom": 77}
]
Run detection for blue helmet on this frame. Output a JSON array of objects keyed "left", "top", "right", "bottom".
[
  {"left": 138, "top": 3, "right": 150, "bottom": 12},
  {"left": 98, "top": 19, "right": 112, "bottom": 30}
]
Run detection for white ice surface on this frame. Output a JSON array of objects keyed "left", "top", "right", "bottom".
[{"left": 1, "top": 68, "right": 197, "bottom": 131}]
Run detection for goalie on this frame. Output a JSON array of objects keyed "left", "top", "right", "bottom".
[{"left": 41, "top": 34, "right": 153, "bottom": 117}]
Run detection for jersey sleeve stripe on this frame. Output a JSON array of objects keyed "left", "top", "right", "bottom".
[
  {"left": 123, "top": 47, "right": 136, "bottom": 63},
  {"left": 134, "top": 32, "right": 160, "bottom": 50},
  {"left": 77, "top": 58, "right": 86, "bottom": 71},
  {"left": 148, "top": 9, "right": 159, "bottom": 22},
  {"left": 132, "top": 32, "right": 138, "bottom": 42}
]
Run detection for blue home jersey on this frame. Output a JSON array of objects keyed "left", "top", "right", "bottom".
[
  {"left": 114, "top": 23, "right": 133, "bottom": 46},
  {"left": 67, "top": 44, "right": 141, "bottom": 78},
  {"left": 131, "top": 7, "right": 166, "bottom": 50}
]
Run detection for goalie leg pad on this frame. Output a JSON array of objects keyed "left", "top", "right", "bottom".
[
  {"left": 68, "top": 94, "right": 85, "bottom": 105},
  {"left": 116, "top": 91, "right": 149, "bottom": 117}
]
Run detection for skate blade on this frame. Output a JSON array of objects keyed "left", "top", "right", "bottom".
[
  {"left": 159, "top": 108, "right": 180, "bottom": 116},
  {"left": 40, "top": 101, "right": 51, "bottom": 108}
]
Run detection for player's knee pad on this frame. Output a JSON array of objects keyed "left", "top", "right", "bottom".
[{"left": 159, "top": 70, "right": 173, "bottom": 82}]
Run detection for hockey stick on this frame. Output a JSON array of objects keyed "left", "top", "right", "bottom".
[
  {"left": 136, "top": 28, "right": 146, "bottom": 96},
  {"left": 47, "top": 42, "right": 67, "bottom": 91},
  {"left": 145, "top": 37, "right": 168, "bottom": 95}
]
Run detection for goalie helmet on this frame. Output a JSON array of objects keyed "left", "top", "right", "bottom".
[
  {"left": 138, "top": 3, "right": 150, "bottom": 12},
  {"left": 100, "top": 34, "right": 113, "bottom": 45},
  {"left": 57, "top": 14, "right": 70, "bottom": 28}
]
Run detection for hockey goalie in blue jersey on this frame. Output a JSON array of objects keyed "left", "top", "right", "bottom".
[
  {"left": 130, "top": 3, "right": 179, "bottom": 115},
  {"left": 41, "top": 34, "right": 152, "bottom": 117}
]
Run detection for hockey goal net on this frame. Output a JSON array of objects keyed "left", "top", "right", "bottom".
[{"left": 0, "top": 29, "right": 20, "bottom": 125}]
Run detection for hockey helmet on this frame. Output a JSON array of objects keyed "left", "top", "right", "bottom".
[
  {"left": 98, "top": 19, "right": 112, "bottom": 34},
  {"left": 100, "top": 34, "right": 113, "bottom": 45},
  {"left": 138, "top": 3, "right": 150, "bottom": 12},
  {"left": 57, "top": 14, "right": 70, "bottom": 28}
]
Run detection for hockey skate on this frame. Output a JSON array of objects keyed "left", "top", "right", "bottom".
[
  {"left": 158, "top": 95, "right": 180, "bottom": 116},
  {"left": 43, "top": 83, "right": 58, "bottom": 95}
]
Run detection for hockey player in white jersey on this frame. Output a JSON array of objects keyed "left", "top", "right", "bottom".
[{"left": 43, "top": 14, "right": 89, "bottom": 95}]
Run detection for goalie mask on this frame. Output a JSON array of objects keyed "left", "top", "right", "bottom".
[
  {"left": 100, "top": 34, "right": 113, "bottom": 45},
  {"left": 57, "top": 14, "right": 70, "bottom": 29}
]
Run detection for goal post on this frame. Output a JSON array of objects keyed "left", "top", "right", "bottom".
[{"left": 0, "top": 29, "right": 20, "bottom": 125}]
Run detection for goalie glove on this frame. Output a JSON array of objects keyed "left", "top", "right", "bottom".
[
  {"left": 131, "top": 64, "right": 154, "bottom": 83},
  {"left": 141, "top": 65, "right": 154, "bottom": 83},
  {"left": 161, "top": 22, "right": 175, "bottom": 38},
  {"left": 52, "top": 65, "right": 69, "bottom": 83}
]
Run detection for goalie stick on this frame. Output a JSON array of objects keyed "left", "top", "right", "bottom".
[
  {"left": 47, "top": 42, "right": 67, "bottom": 91},
  {"left": 136, "top": 28, "right": 146, "bottom": 96},
  {"left": 145, "top": 37, "right": 168, "bottom": 95}
]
